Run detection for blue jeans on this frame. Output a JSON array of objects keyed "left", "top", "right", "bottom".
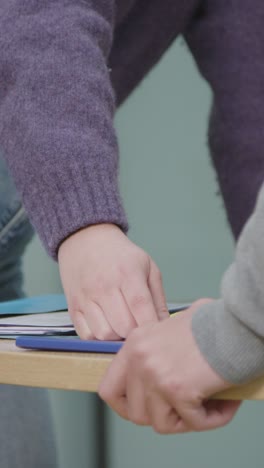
[
  {"left": 0, "top": 157, "right": 34, "bottom": 300},
  {"left": 0, "top": 156, "right": 57, "bottom": 467}
]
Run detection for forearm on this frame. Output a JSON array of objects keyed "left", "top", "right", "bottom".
[
  {"left": 0, "top": 0, "right": 128, "bottom": 258},
  {"left": 192, "top": 184, "right": 264, "bottom": 384}
]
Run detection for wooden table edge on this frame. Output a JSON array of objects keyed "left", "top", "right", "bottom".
[{"left": 0, "top": 340, "right": 264, "bottom": 399}]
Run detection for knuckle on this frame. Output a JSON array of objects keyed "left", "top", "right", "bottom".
[
  {"left": 117, "top": 322, "right": 135, "bottom": 339},
  {"left": 133, "top": 343, "right": 148, "bottom": 361},
  {"left": 189, "top": 420, "right": 203, "bottom": 432},
  {"left": 128, "top": 412, "right": 147, "bottom": 426},
  {"left": 159, "top": 305, "right": 169, "bottom": 316},
  {"left": 114, "top": 261, "right": 142, "bottom": 282},
  {"left": 87, "top": 275, "right": 112, "bottom": 297},
  {"left": 160, "top": 376, "right": 185, "bottom": 399},
  {"left": 91, "top": 279, "right": 106, "bottom": 296},
  {"left": 118, "top": 263, "right": 133, "bottom": 280},
  {"left": 129, "top": 246, "right": 148, "bottom": 264},
  {"left": 68, "top": 295, "right": 79, "bottom": 311},
  {"left": 98, "top": 384, "right": 111, "bottom": 403},
  {"left": 143, "top": 357, "right": 158, "bottom": 379},
  {"left": 127, "top": 326, "right": 143, "bottom": 343},
  {"left": 152, "top": 263, "right": 162, "bottom": 280},
  {"left": 128, "top": 335, "right": 149, "bottom": 360},
  {"left": 184, "top": 413, "right": 205, "bottom": 432},
  {"left": 153, "top": 423, "right": 169, "bottom": 435},
  {"left": 114, "top": 312, "right": 138, "bottom": 338},
  {"left": 77, "top": 328, "right": 91, "bottom": 341},
  {"left": 79, "top": 283, "right": 91, "bottom": 298},
  {"left": 96, "top": 329, "right": 116, "bottom": 341},
  {"left": 130, "top": 294, "right": 150, "bottom": 310}
]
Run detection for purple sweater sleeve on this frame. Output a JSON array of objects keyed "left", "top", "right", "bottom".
[
  {"left": 0, "top": 0, "right": 128, "bottom": 258},
  {"left": 184, "top": 2, "right": 264, "bottom": 240}
]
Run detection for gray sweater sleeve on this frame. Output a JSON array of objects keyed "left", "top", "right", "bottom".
[
  {"left": 0, "top": 0, "right": 128, "bottom": 259},
  {"left": 192, "top": 183, "right": 264, "bottom": 384}
]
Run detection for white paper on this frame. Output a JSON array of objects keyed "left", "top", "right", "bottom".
[
  {"left": 0, "top": 304, "right": 190, "bottom": 338},
  {"left": 0, "top": 312, "right": 74, "bottom": 337}
]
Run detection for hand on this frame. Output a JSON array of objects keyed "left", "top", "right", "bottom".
[
  {"left": 99, "top": 299, "right": 241, "bottom": 433},
  {"left": 58, "top": 223, "right": 169, "bottom": 340}
]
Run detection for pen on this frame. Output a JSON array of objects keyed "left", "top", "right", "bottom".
[{"left": 169, "top": 304, "right": 190, "bottom": 317}]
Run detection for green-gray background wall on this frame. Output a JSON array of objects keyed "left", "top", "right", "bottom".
[{"left": 23, "top": 38, "right": 264, "bottom": 468}]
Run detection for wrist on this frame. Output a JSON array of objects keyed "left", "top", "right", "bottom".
[{"left": 58, "top": 222, "right": 124, "bottom": 256}]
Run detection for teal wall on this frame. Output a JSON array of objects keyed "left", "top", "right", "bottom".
[{"left": 23, "top": 37, "right": 264, "bottom": 467}]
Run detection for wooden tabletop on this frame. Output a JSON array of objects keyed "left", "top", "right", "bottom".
[{"left": 0, "top": 340, "right": 264, "bottom": 400}]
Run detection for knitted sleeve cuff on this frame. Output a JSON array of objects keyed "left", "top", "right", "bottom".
[
  {"left": 191, "top": 300, "right": 264, "bottom": 385},
  {"left": 24, "top": 160, "right": 128, "bottom": 259}
]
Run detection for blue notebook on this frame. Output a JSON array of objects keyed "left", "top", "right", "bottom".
[
  {"left": 0, "top": 294, "right": 67, "bottom": 316},
  {"left": 16, "top": 335, "right": 123, "bottom": 353}
]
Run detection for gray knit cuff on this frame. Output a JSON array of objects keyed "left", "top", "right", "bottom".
[
  {"left": 25, "top": 161, "right": 128, "bottom": 259},
  {"left": 191, "top": 300, "right": 264, "bottom": 384}
]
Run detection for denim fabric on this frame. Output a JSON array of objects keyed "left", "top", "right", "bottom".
[
  {"left": 0, "top": 155, "right": 57, "bottom": 467},
  {"left": 0, "top": 156, "right": 34, "bottom": 300}
]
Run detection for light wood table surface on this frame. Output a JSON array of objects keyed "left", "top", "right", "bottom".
[{"left": 0, "top": 339, "right": 264, "bottom": 400}]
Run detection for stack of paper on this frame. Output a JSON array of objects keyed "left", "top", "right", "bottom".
[
  {"left": 0, "top": 294, "right": 190, "bottom": 339},
  {"left": 0, "top": 311, "right": 74, "bottom": 337},
  {"left": 0, "top": 295, "right": 73, "bottom": 338}
]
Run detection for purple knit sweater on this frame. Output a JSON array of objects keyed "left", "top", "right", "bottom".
[{"left": 0, "top": 0, "right": 263, "bottom": 258}]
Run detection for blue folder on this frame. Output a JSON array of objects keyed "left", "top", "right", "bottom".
[
  {"left": 0, "top": 294, "right": 67, "bottom": 316},
  {"left": 16, "top": 335, "right": 123, "bottom": 353}
]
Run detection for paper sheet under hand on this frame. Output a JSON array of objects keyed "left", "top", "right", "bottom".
[
  {"left": 0, "top": 312, "right": 75, "bottom": 337},
  {"left": 0, "top": 303, "right": 190, "bottom": 338}
]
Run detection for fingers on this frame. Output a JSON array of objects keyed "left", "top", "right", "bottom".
[
  {"left": 145, "top": 392, "right": 185, "bottom": 434},
  {"left": 107, "top": 395, "right": 128, "bottom": 421},
  {"left": 71, "top": 273, "right": 165, "bottom": 341},
  {"left": 98, "top": 290, "right": 137, "bottom": 338},
  {"left": 80, "top": 301, "right": 120, "bottom": 341},
  {"left": 99, "top": 342, "right": 239, "bottom": 433},
  {"left": 148, "top": 262, "right": 169, "bottom": 321},
  {"left": 98, "top": 347, "right": 129, "bottom": 420},
  {"left": 100, "top": 370, "right": 238, "bottom": 434},
  {"left": 70, "top": 310, "right": 94, "bottom": 340},
  {"left": 121, "top": 276, "right": 159, "bottom": 327},
  {"left": 166, "top": 397, "right": 241, "bottom": 433},
  {"left": 201, "top": 399, "right": 242, "bottom": 430},
  {"left": 59, "top": 225, "right": 168, "bottom": 340},
  {"left": 68, "top": 260, "right": 167, "bottom": 340},
  {"left": 100, "top": 345, "right": 150, "bottom": 426},
  {"left": 98, "top": 261, "right": 167, "bottom": 334},
  {"left": 98, "top": 291, "right": 240, "bottom": 434},
  {"left": 125, "top": 363, "right": 151, "bottom": 426},
  {"left": 78, "top": 289, "right": 139, "bottom": 340}
]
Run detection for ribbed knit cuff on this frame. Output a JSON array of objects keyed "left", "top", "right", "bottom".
[
  {"left": 191, "top": 300, "right": 264, "bottom": 384},
  {"left": 24, "top": 161, "right": 128, "bottom": 259}
]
